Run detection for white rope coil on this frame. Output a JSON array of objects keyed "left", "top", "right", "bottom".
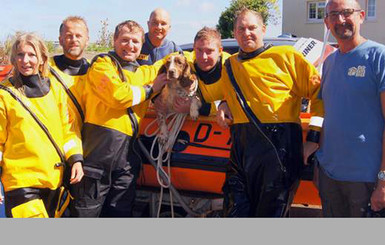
[{"left": 144, "top": 111, "right": 188, "bottom": 217}]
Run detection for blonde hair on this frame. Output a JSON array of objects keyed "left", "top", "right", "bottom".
[{"left": 10, "top": 32, "right": 50, "bottom": 91}]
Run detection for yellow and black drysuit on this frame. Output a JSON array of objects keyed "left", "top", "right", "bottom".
[
  {"left": 70, "top": 51, "right": 161, "bottom": 217},
  {"left": 49, "top": 55, "right": 90, "bottom": 136},
  {"left": 48, "top": 55, "right": 89, "bottom": 217},
  {"left": 0, "top": 74, "right": 83, "bottom": 218},
  {"left": 183, "top": 51, "right": 231, "bottom": 116},
  {"left": 206, "top": 45, "right": 324, "bottom": 217}
]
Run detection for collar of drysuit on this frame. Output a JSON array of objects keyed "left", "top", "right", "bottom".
[
  {"left": 194, "top": 56, "right": 222, "bottom": 85},
  {"left": 19, "top": 74, "right": 50, "bottom": 98}
]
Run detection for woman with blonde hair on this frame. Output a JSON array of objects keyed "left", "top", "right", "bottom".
[{"left": 0, "top": 32, "right": 84, "bottom": 218}]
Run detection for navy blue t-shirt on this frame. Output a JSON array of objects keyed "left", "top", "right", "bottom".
[{"left": 137, "top": 33, "right": 182, "bottom": 66}]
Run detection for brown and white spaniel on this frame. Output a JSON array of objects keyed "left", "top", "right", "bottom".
[{"left": 155, "top": 53, "right": 201, "bottom": 145}]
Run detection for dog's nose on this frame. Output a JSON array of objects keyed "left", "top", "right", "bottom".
[{"left": 168, "top": 69, "right": 176, "bottom": 77}]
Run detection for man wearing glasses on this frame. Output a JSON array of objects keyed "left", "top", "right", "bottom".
[{"left": 317, "top": 0, "right": 385, "bottom": 217}]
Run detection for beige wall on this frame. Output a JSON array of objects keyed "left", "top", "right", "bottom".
[{"left": 282, "top": 0, "right": 385, "bottom": 45}]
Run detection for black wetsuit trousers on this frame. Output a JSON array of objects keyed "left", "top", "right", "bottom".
[
  {"left": 70, "top": 124, "right": 139, "bottom": 217},
  {"left": 223, "top": 122, "right": 304, "bottom": 217}
]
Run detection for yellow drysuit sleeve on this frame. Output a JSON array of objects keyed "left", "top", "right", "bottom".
[
  {"left": 87, "top": 56, "right": 151, "bottom": 110},
  {"left": 57, "top": 89, "right": 83, "bottom": 164},
  {"left": 291, "top": 49, "right": 324, "bottom": 132}
]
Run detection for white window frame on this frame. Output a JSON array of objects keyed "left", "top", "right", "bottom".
[
  {"left": 366, "top": 0, "right": 376, "bottom": 20},
  {"left": 307, "top": 1, "right": 326, "bottom": 23}
]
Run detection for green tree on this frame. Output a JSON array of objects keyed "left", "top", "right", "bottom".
[{"left": 217, "top": 0, "right": 279, "bottom": 38}]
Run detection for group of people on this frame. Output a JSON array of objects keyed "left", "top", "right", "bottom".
[{"left": 0, "top": 0, "right": 385, "bottom": 218}]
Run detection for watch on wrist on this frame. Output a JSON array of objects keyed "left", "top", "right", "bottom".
[{"left": 378, "top": 170, "right": 385, "bottom": 181}]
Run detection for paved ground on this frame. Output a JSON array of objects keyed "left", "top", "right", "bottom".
[
  {"left": 0, "top": 203, "right": 323, "bottom": 218},
  {"left": 289, "top": 204, "right": 322, "bottom": 218}
]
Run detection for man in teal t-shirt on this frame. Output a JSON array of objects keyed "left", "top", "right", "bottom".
[{"left": 317, "top": 0, "right": 385, "bottom": 217}]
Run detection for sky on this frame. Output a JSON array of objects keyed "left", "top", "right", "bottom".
[{"left": 1, "top": 0, "right": 282, "bottom": 46}]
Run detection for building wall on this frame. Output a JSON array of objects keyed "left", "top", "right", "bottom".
[{"left": 282, "top": 0, "right": 385, "bottom": 44}]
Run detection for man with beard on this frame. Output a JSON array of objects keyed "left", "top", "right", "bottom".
[
  {"left": 137, "top": 8, "right": 182, "bottom": 66},
  {"left": 316, "top": 0, "right": 385, "bottom": 217},
  {"left": 49, "top": 16, "right": 90, "bottom": 137}
]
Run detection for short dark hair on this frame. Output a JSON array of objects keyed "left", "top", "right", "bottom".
[
  {"left": 114, "top": 20, "right": 145, "bottom": 42},
  {"left": 194, "top": 27, "right": 222, "bottom": 49},
  {"left": 233, "top": 7, "right": 264, "bottom": 31},
  {"left": 326, "top": 0, "right": 361, "bottom": 12}
]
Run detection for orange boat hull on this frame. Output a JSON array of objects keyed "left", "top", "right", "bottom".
[
  {"left": 137, "top": 109, "right": 321, "bottom": 206},
  {"left": 0, "top": 65, "right": 12, "bottom": 81}
]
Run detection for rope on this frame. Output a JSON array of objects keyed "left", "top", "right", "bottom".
[
  {"left": 142, "top": 76, "right": 200, "bottom": 217},
  {"left": 143, "top": 112, "right": 188, "bottom": 217},
  {"left": 138, "top": 139, "right": 200, "bottom": 217},
  {"left": 144, "top": 112, "right": 187, "bottom": 187}
]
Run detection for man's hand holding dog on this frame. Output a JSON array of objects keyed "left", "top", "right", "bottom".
[{"left": 152, "top": 73, "right": 169, "bottom": 93}]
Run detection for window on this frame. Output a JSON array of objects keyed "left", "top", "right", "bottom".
[
  {"left": 308, "top": 1, "right": 326, "bottom": 21},
  {"left": 367, "top": 0, "right": 376, "bottom": 19}
]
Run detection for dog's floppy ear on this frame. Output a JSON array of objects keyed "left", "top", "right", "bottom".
[
  {"left": 158, "top": 56, "right": 171, "bottom": 75},
  {"left": 182, "top": 56, "right": 192, "bottom": 79},
  {"left": 158, "top": 64, "right": 167, "bottom": 75},
  {"left": 180, "top": 71, "right": 197, "bottom": 88},
  {"left": 158, "top": 63, "right": 170, "bottom": 80}
]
